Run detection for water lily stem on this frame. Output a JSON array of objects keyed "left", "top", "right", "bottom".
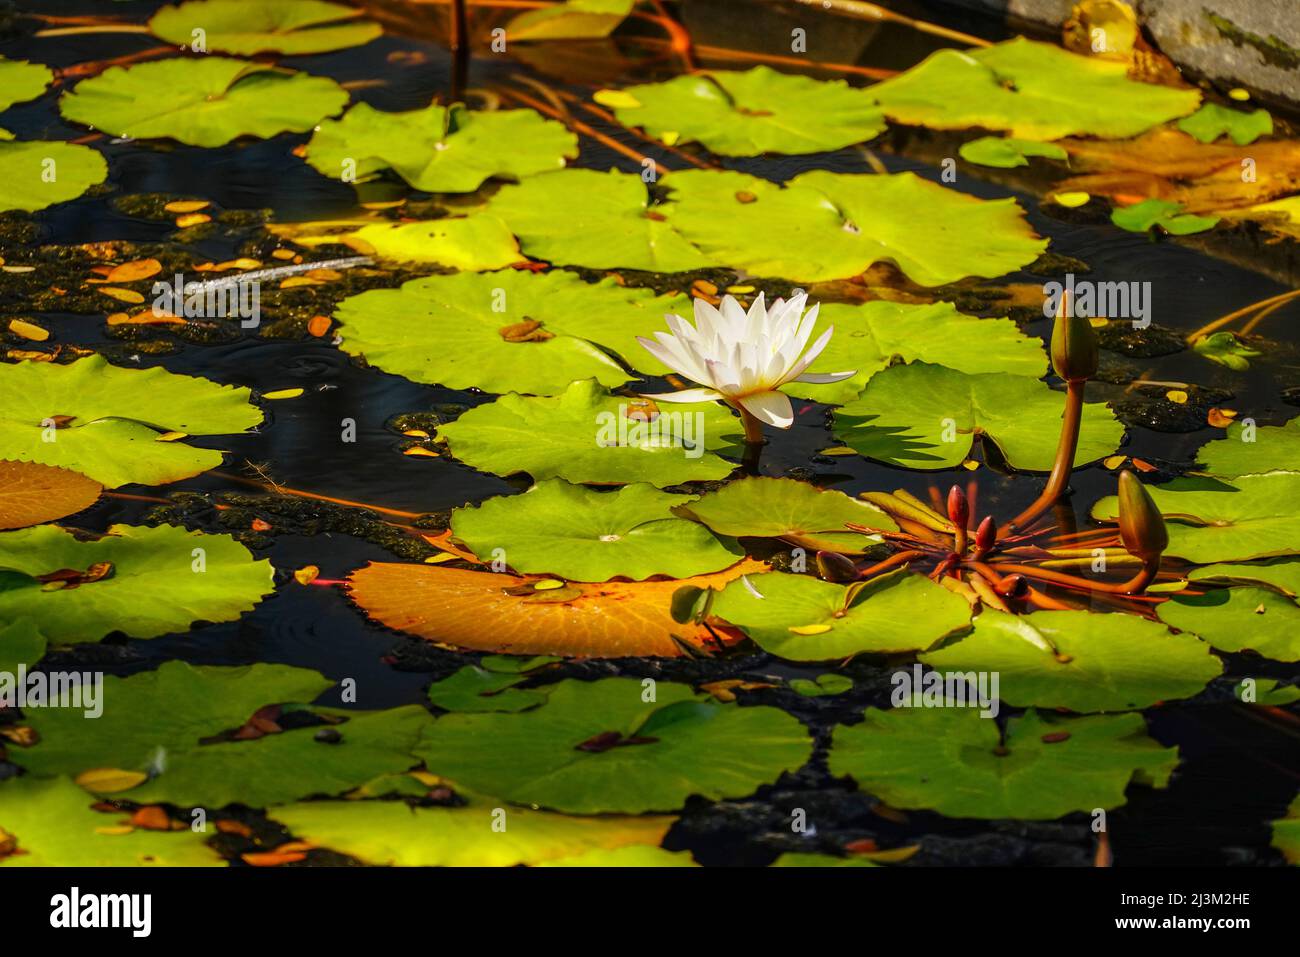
[
  {"left": 736, "top": 406, "right": 764, "bottom": 445},
  {"left": 1007, "top": 379, "right": 1085, "bottom": 533},
  {"left": 449, "top": 0, "right": 470, "bottom": 102}
]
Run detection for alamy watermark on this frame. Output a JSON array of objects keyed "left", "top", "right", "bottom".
[
  {"left": 0, "top": 667, "right": 102, "bottom": 718},
  {"left": 151, "top": 274, "right": 260, "bottom": 328},
  {"left": 890, "top": 664, "right": 1000, "bottom": 718},
  {"left": 1044, "top": 272, "right": 1150, "bottom": 329}
]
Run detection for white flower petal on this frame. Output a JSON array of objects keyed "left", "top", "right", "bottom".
[
  {"left": 640, "top": 387, "right": 723, "bottom": 403},
  {"left": 738, "top": 390, "right": 794, "bottom": 428},
  {"left": 793, "top": 370, "right": 857, "bottom": 383}
]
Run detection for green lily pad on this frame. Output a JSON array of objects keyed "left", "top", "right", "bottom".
[
  {"left": 772, "top": 852, "right": 880, "bottom": 867},
  {"left": 17, "top": 660, "right": 330, "bottom": 779},
  {"left": 0, "top": 138, "right": 108, "bottom": 213},
  {"left": 920, "top": 609, "right": 1221, "bottom": 712},
  {"left": 0, "top": 524, "right": 274, "bottom": 643},
  {"left": 59, "top": 57, "right": 348, "bottom": 147},
  {"left": 415, "top": 677, "right": 811, "bottom": 813},
  {"left": 333, "top": 270, "right": 684, "bottom": 395},
  {"left": 1193, "top": 331, "right": 1260, "bottom": 371},
  {"left": 1111, "top": 199, "right": 1219, "bottom": 235},
  {"left": 427, "top": 665, "right": 548, "bottom": 713},
  {"left": 509, "top": 0, "right": 634, "bottom": 41},
  {"left": 663, "top": 168, "right": 1046, "bottom": 286},
  {"left": 1196, "top": 414, "right": 1300, "bottom": 478},
  {"left": 1091, "top": 473, "right": 1300, "bottom": 563},
  {"left": 832, "top": 362, "right": 1122, "bottom": 471},
  {"left": 779, "top": 301, "right": 1047, "bottom": 405},
  {"left": 829, "top": 707, "right": 1178, "bottom": 819},
  {"left": 789, "top": 674, "right": 854, "bottom": 697},
  {"left": 613, "top": 66, "right": 887, "bottom": 156},
  {"left": 14, "top": 664, "right": 426, "bottom": 806},
  {"left": 122, "top": 706, "right": 432, "bottom": 807},
  {"left": 348, "top": 217, "right": 520, "bottom": 270},
  {"left": 305, "top": 102, "right": 576, "bottom": 193},
  {"left": 0, "top": 619, "right": 46, "bottom": 674},
  {"left": 0, "top": 58, "right": 53, "bottom": 111},
  {"left": 958, "top": 136, "right": 1067, "bottom": 168},
  {"left": 450, "top": 479, "right": 740, "bottom": 581},
  {"left": 1177, "top": 103, "right": 1272, "bottom": 145},
  {"left": 673, "top": 476, "right": 895, "bottom": 553},
  {"left": 1158, "top": 586, "right": 1300, "bottom": 662},
  {"left": 270, "top": 794, "right": 675, "bottom": 866},
  {"left": 437, "top": 379, "right": 741, "bottom": 488},
  {"left": 149, "top": 0, "right": 382, "bottom": 55},
  {"left": 483, "top": 169, "right": 711, "bottom": 273},
  {"left": 0, "top": 355, "right": 262, "bottom": 489},
  {"left": 0, "top": 777, "right": 222, "bottom": 867},
  {"left": 868, "top": 38, "right": 1200, "bottom": 139},
  {"left": 1189, "top": 559, "right": 1300, "bottom": 595},
  {"left": 1273, "top": 795, "right": 1300, "bottom": 864},
  {"left": 1241, "top": 679, "right": 1300, "bottom": 706},
  {"left": 711, "top": 569, "right": 971, "bottom": 660}
]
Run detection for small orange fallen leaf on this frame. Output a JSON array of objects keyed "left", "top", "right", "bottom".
[
  {"left": 130, "top": 806, "right": 176, "bottom": 831},
  {"left": 75, "top": 768, "right": 148, "bottom": 793},
  {"left": 280, "top": 276, "right": 321, "bottom": 289},
  {"left": 307, "top": 314, "right": 331, "bottom": 337},
  {"left": 164, "top": 199, "right": 210, "bottom": 214},
  {"left": 98, "top": 287, "right": 146, "bottom": 305},
  {"left": 262, "top": 388, "right": 304, "bottom": 400},
  {"left": 175, "top": 213, "right": 212, "bottom": 228},
  {"left": 105, "top": 258, "right": 162, "bottom": 283},
  {"left": 250, "top": 518, "right": 272, "bottom": 532},
  {"left": 1207, "top": 407, "right": 1238, "bottom": 428},
  {"left": 294, "top": 565, "right": 320, "bottom": 585},
  {"left": 7, "top": 318, "right": 49, "bottom": 341},
  {"left": 241, "top": 850, "right": 308, "bottom": 866}
]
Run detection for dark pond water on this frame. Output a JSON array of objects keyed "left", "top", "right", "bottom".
[{"left": 3, "top": 0, "right": 1298, "bottom": 866}]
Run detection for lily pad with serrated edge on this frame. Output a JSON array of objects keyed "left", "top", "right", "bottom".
[
  {"left": 1196, "top": 415, "right": 1300, "bottom": 478},
  {"left": 832, "top": 362, "right": 1122, "bottom": 471},
  {"left": 59, "top": 57, "right": 349, "bottom": 148},
  {"left": 0, "top": 139, "right": 107, "bottom": 213},
  {"left": 867, "top": 37, "right": 1200, "bottom": 140},
  {"left": 414, "top": 677, "right": 811, "bottom": 813},
  {"left": 663, "top": 168, "right": 1046, "bottom": 287},
  {"left": 269, "top": 793, "right": 673, "bottom": 866},
  {"left": 483, "top": 168, "right": 711, "bottom": 273},
  {"left": 347, "top": 217, "right": 521, "bottom": 270},
  {"left": 711, "top": 569, "right": 971, "bottom": 661},
  {"left": 0, "top": 355, "right": 262, "bottom": 489},
  {"left": 332, "top": 270, "right": 685, "bottom": 395},
  {"left": 149, "top": 0, "right": 382, "bottom": 55},
  {"left": 0, "top": 460, "right": 100, "bottom": 530},
  {"left": 920, "top": 609, "right": 1221, "bottom": 712},
  {"left": 0, "top": 524, "right": 274, "bottom": 643},
  {"left": 1091, "top": 473, "right": 1300, "bottom": 563},
  {"left": 829, "top": 707, "right": 1178, "bottom": 819},
  {"left": 436, "top": 379, "right": 741, "bottom": 487},
  {"left": 1158, "top": 586, "right": 1300, "bottom": 662},
  {"left": 348, "top": 558, "right": 765, "bottom": 658},
  {"left": 673, "top": 476, "right": 895, "bottom": 553},
  {"left": 613, "top": 66, "right": 887, "bottom": 156},
  {"left": 305, "top": 102, "right": 576, "bottom": 193},
  {"left": 779, "top": 300, "right": 1047, "bottom": 406},
  {"left": 450, "top": 479, "right": 740, "bottom": 582},
  {"left": 0, "top": 777, "right": 223, "bottom": 867}
]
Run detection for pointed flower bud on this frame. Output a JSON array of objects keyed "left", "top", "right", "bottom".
[
  {"left": 946, "top": 485, "right": 969, "bottom": 529},
  {"left": 1117, "top": 470, "right": 1168, "bottom": 561},
  {"left": 975, "top": 515, "right": 997, "bottom": 553},
  {"left": 1050, "top": 291, "right": 1099, "bottom": 382},
  {"left": 995, "top": 573, "right": 1029, "bottom": 599}
]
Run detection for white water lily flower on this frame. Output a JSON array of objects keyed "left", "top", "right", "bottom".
[{"left": 636, "top": 292, "right": 854, "bottom": 431}]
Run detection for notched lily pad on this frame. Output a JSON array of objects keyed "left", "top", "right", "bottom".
[
  {"left": 149, "top": 0, "right": 383, "bottom": 56},
  {"left": 59, "top": 57, "right": 349, "bottom": 147},
  {"left": 1159, "top": 585, "right": 1300, "bottom": 662},
  {"left": 450, "top": 479, "right": 740, "bottom": 581},
  {"left": 414, "top": 677, "right": 812, "bottom": 813},
  {"left": 0, "top": 58, "right": 53, "bottom": 111},
  {"left": 0, "top": 524, "right": 274, "bottom": 643},
  {"left": 830, "top": 707, "right": 1178, "bottom": 819},
  {"left": 0, "top": 460, "right": 101, "bottom": 530},
  {"left": 0, "top": 138, "right": 108, "bottom": 213}
]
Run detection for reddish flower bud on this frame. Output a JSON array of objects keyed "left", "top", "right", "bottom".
[
  {"left": 816, "top": 551, "right": 859, "bottom": 583},
  {"left": 946, "top": 484, "right": 969, "bottom": 529},
  {"left": 975, "top": 516, "right": 997, "bottom": 553},
  {"left": 995, "top": 573, "right": 1029, "bottom": 599}
]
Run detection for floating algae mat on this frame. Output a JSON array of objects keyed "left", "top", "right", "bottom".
[{"left": 0, "top": 0, "right": 1297, "bottom": 898}]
